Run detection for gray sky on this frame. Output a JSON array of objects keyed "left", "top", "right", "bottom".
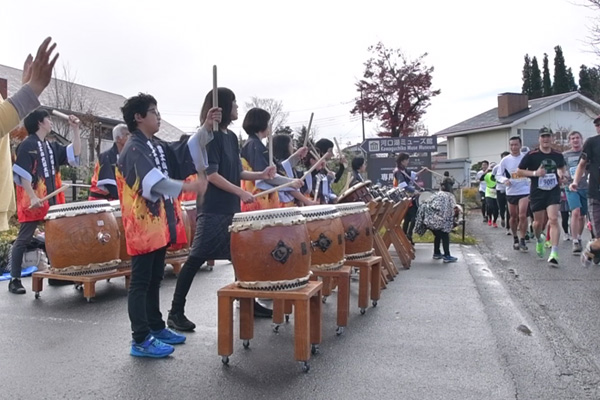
[{"left": 2, "top": 0, "right": 598, "bottom": 146}]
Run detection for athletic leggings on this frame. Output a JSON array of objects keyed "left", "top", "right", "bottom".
[{"left": 485, "top": 197, "right": 499, "bottom": 223}]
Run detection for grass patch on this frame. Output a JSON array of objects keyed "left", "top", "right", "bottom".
[{"left": 413, "top": 228, "right": 477, "bottom": 245}]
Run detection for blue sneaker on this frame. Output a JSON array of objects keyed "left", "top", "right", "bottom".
[
  {"left": 433, "top": 253, "right": 443, "bottom": 260},
  {"left": 443, "top": 255, "right": 458, "bottom": 263},
  {"left": 150, "top": 328, "right": 186, "bottom": 345},
  {"left": 131, "top": 336, "right": 174, "bottom": 358}
]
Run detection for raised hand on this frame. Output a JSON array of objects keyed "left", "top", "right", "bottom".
[{"left": 26, "top": 37, "right": 59, "bottom": 97}]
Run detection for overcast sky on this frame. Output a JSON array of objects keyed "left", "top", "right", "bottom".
[{"left": 2, "top": 0, "right": 599, "bottom": 146}]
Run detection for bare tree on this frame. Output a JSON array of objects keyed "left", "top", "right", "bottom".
[
  {"left": 46, "top": 64, "right": 99, "bottom": 165},
  {"left": 244, "top": 97, "right": 289, "bottom": 132},
  {"left": 583, "top": 1, "right": 600, "bottom": 56}
]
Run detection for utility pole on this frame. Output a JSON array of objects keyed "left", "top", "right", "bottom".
[{"left": 360, "top": 89, "right": 366, "bottom": 141}]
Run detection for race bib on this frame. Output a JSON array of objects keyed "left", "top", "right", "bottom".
[
  {"left": 569, "top": 166, "right": 577, "bottom": 178},
  {"left": 488, "top": 188, "right": 497, "bottom": 197},
  {"left": 538, "top": 173, "right": 557, "bottom": 190}
]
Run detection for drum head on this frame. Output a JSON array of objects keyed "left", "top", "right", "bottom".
[{"left": 418, "top": 191, "right": 434, "bottom": 204}]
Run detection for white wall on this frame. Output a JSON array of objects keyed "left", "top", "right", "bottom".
[{"left": 448, "top": 129, "right": 511, "bottom": 163}]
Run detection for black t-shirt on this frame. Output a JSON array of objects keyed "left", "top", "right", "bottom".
[
  {"left": 581, "top": 135, "right": 600, "bottom": 199},
  {"left": 202, "top": 129, "right": 242, "bottom": 214},
  {"left": 518, "top": 148, "right": 565, "bottom": 194}
]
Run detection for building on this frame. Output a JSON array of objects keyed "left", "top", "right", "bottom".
[
  {"left": 1, "top": 64, "right": 186, "bottom": 166},
  {"left": 434, "top": 92, "right": 600, "bottom": 164}
]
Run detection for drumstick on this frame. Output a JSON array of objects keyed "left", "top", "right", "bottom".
[
  {"left": 52, "top": 110, "right": 80, "bottom": 124},
  {"left": 268, "top": 131, "right": 274, "bottom": 167},
  {"left": 253, "top": 152, "right": 330, "bottom": 198},
  {"left": 308, "top": 144, "right": 334, "bottom": 175},
  {"left": 67, "top": 183, "right": 92, "bottom": 188},
  {"left": 28, "top": 184, "right": 70, "bottom": 209},
  {"left": 423, "top": 167, "right": 444, "bottom": 178},
  {"left": 212, "top": 65, "right": 219, "bottom": 132},
  {"left": 303, "top": 112, "right": 314, "bottom": 148}
]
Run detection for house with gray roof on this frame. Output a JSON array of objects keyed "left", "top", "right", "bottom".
[
  {"left": 434, "top": 92, "right": 600, "bottom": 164},
  {"left": 0, "top": 64, "right": 186, "bottom": 166}
]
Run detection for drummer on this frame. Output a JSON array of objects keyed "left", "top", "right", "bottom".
[
  {"left": 272, "top": 134, "right": 316, "bottom": 207},
  {"left": 117, "top": 93, "right": 211, "bottom": 358},
  {"left": 10, "top": 109, "right": 81, "bottom": 295},
  {"left": 168, "top": 88, "right": 277, "bottom": 332},
  {"left": 240, "top": 108, "right": 303, "bottom": 211},
  {"left": 393, "top": 153, "right": 423, "bottom": 245},
  {"left": 313, "top": 138, "right": 344, "bottom": 204},
  {"left": 88, "top": 123, "right": 130, "bottom": 201},
  {"left": 348, "top": 156, "right": 366, "bottom": 187}
]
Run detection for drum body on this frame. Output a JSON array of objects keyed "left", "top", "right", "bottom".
[
  {"left": 44, "top": 200, "right": 121, "bottom": 274},
  {"left": 181, "top": 200, "right": 197, "bottom": 246},
  {"left": 337, "top": 181, "right": 373, "bottom": 204},
  {"left": 229, "top": 208, "right": 311, "bottom": 290},
  {"left": 298, "top": 205, "right": 345, "bottom": 271},
  {"left": 109, "top": 200, "right": 131, "bottom": 266},
  {"left": 166, "top": 206, "right": 190, "bottom": 259},
  {"left": 333, "top": 202, "right": 374, "bottom": 260}
]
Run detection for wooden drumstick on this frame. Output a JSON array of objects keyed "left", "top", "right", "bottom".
[
  {"left": 212, "top": 65, "right": 219, "bottom": 132},
  {"left": 303, "top": 112, "right": 314, "bottom": 148},
  {"left": 52, "top": 110, "right": 80, "bottom": 124},
  {"left": 424, "top": 167, "right": 444, "bottom": 178},
  {"left": 253, "top": 152, "right": 329, "bottom": 198},
  {"left": 268, "top": 131, "right": 274, "bottom": 167},
  {"left": 28, "top": 184, "right": 70, "bottom": 209}
]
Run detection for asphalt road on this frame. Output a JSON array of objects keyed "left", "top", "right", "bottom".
[{"left": 0, "top": 220, "right": 597, "bottom": 399}]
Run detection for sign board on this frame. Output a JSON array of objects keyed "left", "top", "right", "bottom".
[
  {"left": 360, "top": 136, "right": 438, "bottom": 154},
  {"left": 365, "top": 153, "right": 432, "bottom": 189}
]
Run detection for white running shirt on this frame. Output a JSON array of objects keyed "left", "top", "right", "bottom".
[{"left": 495, "top": 153, "right": 530, "bottom": 196}]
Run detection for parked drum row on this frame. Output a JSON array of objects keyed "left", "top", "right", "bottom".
[
  {"left": 229, "top": 202, "right": 374, "bottom": 291},
  {"left": 43, "top": 199, "right": 197, "bottom": 276}
]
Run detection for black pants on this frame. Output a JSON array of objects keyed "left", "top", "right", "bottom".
[
  {"left": 479, "top": 191, "right": 487, "bottom": 218},
  {"left": 486, "top": 197, "right": 499, "bottom": 223},
  {"left": 561, "top": 211, "right": 569, "bottom": 235},
  {"left": 497, "top": 191, "right": 510, "bottom": 229},
  {"left": 402, "top": 203, "right": 418, "bottom": 241},
  {"left": 432, "top": 230, "right": 450, "bottom": 256},
  {"left": 129, "top": 247, "right": 167, "bottom": 343},
  {"left": 10, "top": 221, "right": 38, "bottom": 278}
]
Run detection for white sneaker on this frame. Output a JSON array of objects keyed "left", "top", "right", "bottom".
[{"left": 563, "top": 233, "right": 571, "bottom": 242}]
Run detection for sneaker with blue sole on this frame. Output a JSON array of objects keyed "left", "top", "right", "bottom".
[
  {"left": 443, "top": 255, "right": 458, "bottom": 263},
  {"left": 150, "top": 328, "right": 186, "bottom": 345},
  {"left": 131, "top": 336, "right": 174, "bottom": 358}
]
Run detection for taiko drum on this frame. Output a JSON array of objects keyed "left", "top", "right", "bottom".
[
  {"left": 333, "top": 202, "right": 374, "bottom": 260},
  {"left": 336, "top": 181, "right": 373, "bottom": 204},
  {"left": 229, "top": 208, "right": 311, "bottom": 290},
  {"left": 298, "top": 205, "right": 345, "bottom": 271},
  {"left": 44, "top": 200, "right": 121, "bottom": 274},
  {"left": 109, "top": 200, "right": 131, "bottom": 266},
  {"left": 181, "top": 200, "right": 197, "bottom": 246}
]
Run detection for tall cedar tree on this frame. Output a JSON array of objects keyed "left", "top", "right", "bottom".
[
  {"left": 566, "top": 67, "right": 578, "bottom": 91},
  {"left": 521, "top": 54, "right": 532, "bottom": 96},
  {"left": 579, "top": 65, "right": 600, "bottom": 103},
  {"left": 351, "top": 42, "right": 440, "bottom": 137},
  {"left": 553, "top": 45, "right": 570, "bottom": 94},
  {"left": 542, "top": 53, "right": 553, "bottom": 97},
  {"left": 530, "top": 57, "right": 543, "bottom": 99}
]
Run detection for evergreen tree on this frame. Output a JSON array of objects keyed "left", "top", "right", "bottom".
[
  {"left": 530, "top": 56, "right": 543, "bottom": 99},
  {"left": 542, "top": 53, "right": 552, "bottom": 97},
  {"left": 579, "top": 64, "right": 600, "bottom": 103},
  {"left": 566, "top": 67, "right": 578, "bottom": 92},
  {"left": 521, "top": 54, "right": 532, "bottom": 96},
  {"left": 552, "top": 45, "right": 570, "bottom": 94}
]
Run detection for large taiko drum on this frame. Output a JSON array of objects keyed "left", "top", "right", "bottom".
[
  {"left": 109, "top": 200, "right": 131, "bottom": 267},
  {"left": 44, "top": 200, "right": 121, "bottom": 274},
  {"left": 181, "top": 200, "right": 197, "bottom": 246},
  {"left": 229, "top": 208, "right": 311, "bottom": 290},
  {"left": 298, "top": 205, "right": 345, "bottom": 271},
  {"left": 337, "top": 181, "right": 373, "bottom": 204},
  {"left": 333, "top": 202, "right": 374, "bottom": 260}
]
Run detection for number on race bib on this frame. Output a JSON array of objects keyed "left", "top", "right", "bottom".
[{"left": 538, "top": 173, "right": 557, "bottom": 190}]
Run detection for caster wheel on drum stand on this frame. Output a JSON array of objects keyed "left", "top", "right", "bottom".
[
  {"left": 335, "top": 326, "right": 345, "bottom": 336},
  {"left": 285, "top": 314, "right": 290, "bottom": 323},
  {"left": 360, "top": 308, "right": 366, "bottom": 315},
  {"left": 272, "top": 324, "right": 280, "bottom": 333},
  {"left": 372, "top": 300, "right": 378, "bottom": 307},
  {"left": 300, "top": 361, "right": 310, "bottom": 373},
  {"left": 75, "top": 284, "right": 83, "bottom": 292},
  {"left": 86, "top": 297, "right": 93, "bottom": 303},
  {"left": 322, "top": 296, "right": 328, "bottom": 304},
  {"left": 242, "top": 340, "right": 250, "bottom": 349},
  {"left": 221, "top": 356, "right": 229, "bottom": 365},
  {"left": 34, "top": 292, "right": 40, "bottom": 299},
  {"left": 311, "top": 344, "right": 319, "bottom": 355}
]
